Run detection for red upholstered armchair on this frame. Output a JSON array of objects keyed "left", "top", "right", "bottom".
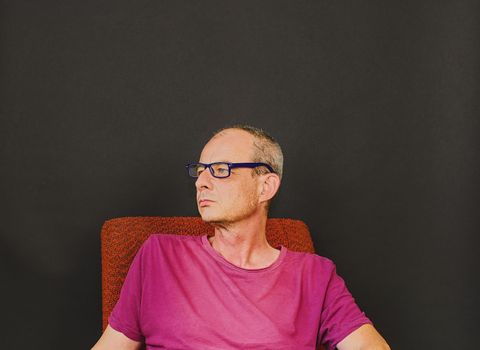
[{"left": 101, "top": 216, "right": 325, "bottom": 350}]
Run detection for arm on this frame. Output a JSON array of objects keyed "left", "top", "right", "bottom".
[
  {"left": 91, "top": 324, "right": 142, "bottom": 350},
  {"left": 336, "top": 324, "right": 391, "bottom": 350}
]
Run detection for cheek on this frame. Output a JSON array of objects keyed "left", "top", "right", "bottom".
[
  {"left": 216, "top": 179, "right": 259, "bottom": 208},
  {"left": 217, "top": 185, "right": 241, "bottom": 208},
  {"left": 240, "top": 181, "right": 260, "bottom": 204}
]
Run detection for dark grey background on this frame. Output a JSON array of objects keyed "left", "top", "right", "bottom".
[{"left": 1, "top": 1, "right": 479, "bottom": 349}]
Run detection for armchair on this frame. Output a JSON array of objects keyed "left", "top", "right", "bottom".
[{"left": 100, "top": 216, "right": 324, "bottom": 349}]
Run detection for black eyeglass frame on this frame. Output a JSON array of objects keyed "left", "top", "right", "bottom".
[{"left": 185, "top": 162, "right": 275, "bottom": 179}]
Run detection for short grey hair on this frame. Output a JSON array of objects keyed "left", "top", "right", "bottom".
[{"left": 212, "top": 124, "right": 284, "bottom": 180}]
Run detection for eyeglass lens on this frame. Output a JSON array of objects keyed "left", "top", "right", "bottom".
[
  {"left": 210, "top": 163, "right": 230, "bottom": 177},
  {"left": 189, "top": 163, "right": 230, "bottom": 178}
]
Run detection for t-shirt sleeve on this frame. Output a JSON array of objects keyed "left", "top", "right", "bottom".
[
  {"left": 108, "top": 237, "right": 152, "bottom": 342},
  {"left": 318, "top": 262, "right": 373, "bottom": 350}
]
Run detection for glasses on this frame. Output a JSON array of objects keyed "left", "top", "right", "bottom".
[{"left": 186, "top": 162, "right": 275, "bottom": 178}]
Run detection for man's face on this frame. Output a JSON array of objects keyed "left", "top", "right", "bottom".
[{"left": 195, "top": 129, "right": 262, "bottom": 225}]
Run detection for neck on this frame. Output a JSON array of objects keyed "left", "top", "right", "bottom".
[{"left": 208, "top": 213, "right": 280, "bottom": 269}]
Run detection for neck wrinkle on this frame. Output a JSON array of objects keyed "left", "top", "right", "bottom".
[{"left": 208, "top": 219, "right": 279, "bottom": 269}]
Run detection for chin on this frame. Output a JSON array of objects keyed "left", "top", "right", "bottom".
[
  {"left": 198, "top": 203, "right": 257, "bottom": 225},
  {"left": 199, "top": 211, "right": 230, "bottom": 226},
  {"left": 200, "top": 214, "right": 224, "bottom": 224},
  {"left": 199, "top": 209, "right": 220, "bottom": 223}
]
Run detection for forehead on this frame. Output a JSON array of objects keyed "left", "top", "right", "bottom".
[{"left": 199, "top": 129, "right": 255, "bottom": 162}]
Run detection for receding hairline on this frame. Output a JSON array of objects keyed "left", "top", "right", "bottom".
[
  {"left": 209, "top": 124, "right": 284, "bottom": 179},
  {"left": 205, "top": 128, "right": 257, "bottom": 157},
  {"left": 210, "top": 127, "right": 251, "bottom": 139},
  {"left": 211, "top": 125, "right": 277, "bottom": 142}
]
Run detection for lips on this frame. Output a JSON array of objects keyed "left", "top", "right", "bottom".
[{"left": 198, "top": 199, "right": 215, "bottom": 207}]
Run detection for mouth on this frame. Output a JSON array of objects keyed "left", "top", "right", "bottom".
[{"left": 198, "top": 199, "right": 215, "bottom": 207}]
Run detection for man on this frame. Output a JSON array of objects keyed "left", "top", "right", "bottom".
[{"left": 91, "top": 125, "right": 391, "bottom": 350}]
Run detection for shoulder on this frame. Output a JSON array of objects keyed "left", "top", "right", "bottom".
[
  {"left": 132, "top": 234, "right": 204, "bottom": 270},
  {"left": 143, "top": 233, "right": 202, "bottom": 248},
  {"left": 147, "top": 233, "right": 203, "bottom": 243},
  {"left": 139, "top": 233, "right": 204, "bottom": 256},
  {"left": 288, "top": 250, "right": 335, "bottom": 270},
  {"left": 286, "top": 250, "right": 336, "bottom": 284},
  {"left": 281, "top": 250, "right": 341, "bottom": 295}
]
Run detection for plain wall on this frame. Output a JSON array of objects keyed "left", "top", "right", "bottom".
[{"left": 1, "top": 1, "right": 479, "bottom": 349}]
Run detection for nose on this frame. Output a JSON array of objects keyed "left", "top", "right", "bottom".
[{"left": 195, "top": 167, "right": 214, "bottom": 192}]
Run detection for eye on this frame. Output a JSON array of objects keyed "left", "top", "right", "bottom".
[
  {"left": 194, "top": 165, "right": 206, "bottom": 176},
  {"left": 212, "top": 163, "right": 230, "bottom": 176}
]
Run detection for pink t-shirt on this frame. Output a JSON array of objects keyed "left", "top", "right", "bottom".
[{"left": 109, "top": 234, "right": 372, "bottom": 350}]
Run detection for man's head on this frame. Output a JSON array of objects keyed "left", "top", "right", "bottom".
[{"left": 193, "top": 125, "right": 283, "bottom": 226}]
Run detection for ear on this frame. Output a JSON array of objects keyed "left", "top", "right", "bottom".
[{"left": 258, "top": 173, "right": 281, "bottom": 203}]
